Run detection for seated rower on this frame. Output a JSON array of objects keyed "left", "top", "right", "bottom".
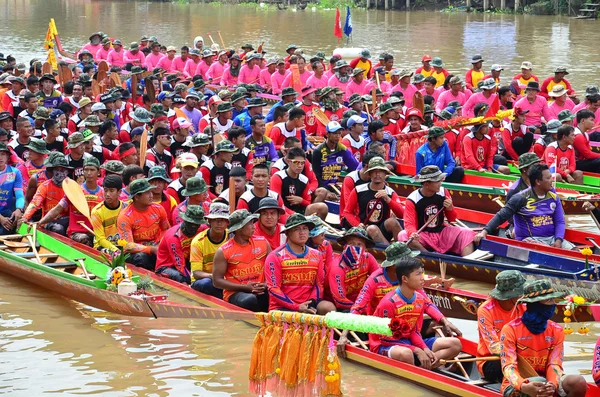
[
  {"left": 171, "top": 177, "right": 211, "bottom": 226},
  {"left": 148, "top": 166, "right": 177, "bottom": 225},
  {"left": 254, "top": 197, "right": 287, "bottom": 250},
  {"left": 506, "top": 153, "right": 541, "bottom": 202},
  {"left": 218, "top": 166, "right": 250, "bottom": 208},
  {"left": 190, "top": 202, "right": 230, "bottom": 298},
  {"left": 370, "top": 255, "right": 462, "bottom": 370},
  {"left": 461, "top": 121, "right": 510, "bottom": 175},
  {"left": 342, "top": 157, "right": 405, "bottom": 244},
  {"left": 118, "top": 179, "right": 170, "bottom": 270},
  {"left": 340, "top": 151, "right": 380, "bottom": 229},
  {"left": 476, "top": 270, "right": 526, "bottom": 383},
  {"left": 544, "top": 125, "right": 583, "bottom": 185},
  {"left": 329, "top": 227, "right": 379, "bottom": 311},
  {"left": 500, "top": 279, "right": 587, "bottom": 397},
  {"left": 416, "top": 126, "right": 464, "bottom": 184},
  {"left": 307, "top": 216, "right": 334, "bottom": 277},
  {"left": 0, "top": 143, "right": 24, "bottom": 235},
  {"left": 90, "top": 175, "right": 126, "bottom": 254},
  {"left": 212, "top": 209, "right": 271, "bottom": 312},
  {"left": 475, "top": 163, "right": 575, "bottom": 250},
  {"left": 265, "top": 214, "right": 336, "bottom": 314},
  {"left": 155, "top": 205, "right": 206, "bottom": 284},
  {"left": 400, "top": 165, "right": 475, "bottom": 256},
  {"left": 237, "top": 164, "right": 291, "bottom": 221}
]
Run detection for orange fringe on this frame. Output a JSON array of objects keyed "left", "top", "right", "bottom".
[{"left": 249, "top": 317, "right": 266, "bottom": 394}]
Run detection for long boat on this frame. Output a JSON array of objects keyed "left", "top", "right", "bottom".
[
  {"left": 37, "top": 231, "right": 600, "bottom": 396},
  {"left": 0, "top": 227, "right": 254, "bottom": 322}
]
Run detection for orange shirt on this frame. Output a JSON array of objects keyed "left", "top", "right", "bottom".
[
  {"left": 23, "top": 179, "right": 67, "bottom": 221},
  {"left": 117, "top": 203, "right": 170, "bottom": 254},
  {"left": 500, "top": 318, "right": 564, "bottom": 393},
  {"left": 476, "top": 298, "right": 524, "bottom": 375},
  {"left": 221, "top": 236, "right": 270, "bottom": 302}
]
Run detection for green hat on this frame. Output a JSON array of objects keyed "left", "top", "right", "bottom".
[
  {"left": 351, "top": 68, "right": 365, "bottom": 77},
  {"left": 554, "top": 67, "right": 569, "bottom": 75},
  {"left": 438, "top": 110, "right": 453, "bottom": 121},
  {"left": 24, "top": 138, "right": 50, "bottom": 154},
  {"left": 228, "top": 209, "right": 258, "bottom": 233},
  {"left": 412, "top": 165, "right": 446, "bottom": 182},
  {"left": 447, "top": 101, "right": 462, "bottom": 110},
  {"left": 427, "top": 126, "right": 446, "bottom": 139},
  {"left": 101, "top": 160, "right": 125, "bottom": 175},
  {"left": 337, "top": 227, "right": 375, "bottom": 248},
  {"left": 546, "top": 119, "right": 562, "bottom": 134},
  {"left": 33, "top": 107, "right": 50, "bottom": 120},
  {"left": 84, "top": 115, "right": 102, "bottom": 127},
  {"left": 44, "top": 152, "right": 72, "bottom": 168},
  {"left": 348, "top": 93, "right": 363, "bottom": 106},
  {"left": 366, "top": 157, "right": 391, "bottom": 174},
  {"left": 424, "top": 104, "right": 434, "bottom": 115},
  {"left": 193, "top": 79, "right": 206, "bottom": 90},
  {"left": 130, "top": 67, "right": 144, "bottom": 77},
  {"left": 359, "top": 49, "right": 371, "bottom": 59},
  {"left": 185, "top": 133, "right": 210, "bottom": 147},
  {"left": 281, "top": 87, "right": 299, "bottom": 97},
  {"left": 381, "top": 242, "right": 420, "bottom": 268},
  {"left": 362, "top": 94, "right": 373, "bottom": 105},
  {"left": 431, "top": 57, "right": 444, "bottom": 68},
  {"left": 131, "top": 108, "right": 152, "bottom": 123},
  {"left": 179, "top": 205, "right": 207, "bottom": 225},
  {"left": 519, "top": 279, "right": 566, "bottom": 303},
  {"left": 216, "top": 102, "right": 233, "bottom": 113},
  {"left": 489, "top": 270, "right": 526, "bottom": 300},
  {"left": 247, "top": 97, "right": 267, "bottom": 108},
  {"left": 319, "top": 86, "right": 335, "bottom": 98},
  {"left": 241, "top": 43, "right": 254, "bottom": 50},
  {"left": 308, "top": 215, "right": 327, "bottom": 237},
  {"left": 81, "top": 128, "right": 97, "bottom": 142},
  {"left": 83, "top": 156, "right": 100, "bottom": 169},
  {"left": 129, "top": 178, "right": 154, "bottom": 196},
  {"left": 182, "top": 176, "right": 209, "bottom": 196},
  {"left": 412, "top": 73, "right": 425, "bottom": 84},
  {"left": 230, "top": 91, "right": 248, "bottom": 104},
  {"left": 214, "top": 139, "right": 237, "bottom": 154},
  {"left": 148, "top": 166, "right": 172, "bottom": 183},
  {"left": 67, "top": 132, "right": 86, "bottom": 149},
  {"left": 0, "top": 142, "right": 10, "bottom": 153},
  {"left": 376, "top": 102, "right": 395, "bottom": 117},
  {"left": 150, "top": 103, "right": 167, "bottom": 117},
  {"left": 281, "top": 213, "right": 315, "bottom": 233},
  {"left": 480, "top": 78, "right": 497, "bottom": 91},
  {"left": 557, "top": 109, "right": 575, "bottom": 123},
  {"left": 517, "top": 152, "right": 542, "bottom": 170}
]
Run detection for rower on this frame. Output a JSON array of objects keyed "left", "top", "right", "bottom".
[
  {"left": 370, "top": 255, "right": 462, "bottom": 370},
  {"left": 311, "top": 121, "right": 359, "bottom": 190},
  {"left": 90, "top": 175, "right": 125, "bottom": 254},
  {"left": 573, "top": 109, "right": 600, "bottom": 172},
  {"left": 0, "top": 142, "right": 24, "bottom": 235},
  {"left": 342, "top": 156, "right": 404, "bottom": 244},
  {"left": 499, "top": 107, "right": 534, "bottom": 161},
  {"left": 401, "top": 165, "right": 475, "bottom": 256},
  {"left": 416, "top": 127, "right": 464, "bottom": 184},
  {"left": 254, "top": 197, "right": 286, "bottom": 250},
  {"left": 148, "top": 166, "right": 177, "bottom": 225},
  {"left": 213, "top": 209, "right": 271, "bottom": 312},
  {"left": 475, "top": 163, "right": 575, "bottom": 250},
  {"left": 544, "top": 125, "right": 583, "bottom": 185},
  {"left": 245, "top": 115, "right": 279, "bottom": 166},
  {"left": 540, "top": 67, "right": 575, "bottom": 100},
  {"left": 340, "top": 151, "right": 380, "bottom": 230},
  {"left": 461, "top": 119, "right": 510, "bottom": 175},
  {"left": 465, "top": 54, "right": 485, "bottom": 92},
  {"left": 167, "top": 153, "right": 199, "bottom": 204},
  {"left": 364, "top": 120, "right": 397, "bottom": 162},
  {"left": 514, "top": 81, "right": 551, "bottom": 128},
  {"left": 199, "top": 140, "right": 236, "bottom": 199},
  {"left": 500, "top": 279, "right": 587, "bottom": 397},
  {"left": 506, "top": 153, "right": 541, "bottom": 202},
  {"left": 155, "top": 205, "right": 206, "bottom": 284},
  {"left": 265, "top": 213, "right": 335, "bottom": 314},
  {"left": 237, "top": 164, "right": 290, "bottom": 220},
  {"left": 476, "top": 270, "right": 526, "bottom": 383},
  {"left": 118, "top": 178, "right": 170, "bottom": 270},
  {"left": 171, "top": 177, "right": 210, "bottom": 226},
  {"left": 533, "top": 119, "right": 560, "bottom": 158}
]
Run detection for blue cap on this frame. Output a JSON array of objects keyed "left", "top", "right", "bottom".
[{"left": 326, "top": 121, "right": 343, "bottom": 133}]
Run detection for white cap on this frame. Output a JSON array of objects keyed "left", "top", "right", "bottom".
[
  {"left": 326, "top": 121, "right": 343, "bottom": 133},
  {"left": 347, "top": 115, "right": 367, "bottom": 128},
  {"left": 91, "top": 102, "right": 106, "bottom": 112}
]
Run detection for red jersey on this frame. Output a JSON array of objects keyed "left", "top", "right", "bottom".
[
  {"left": 544, "top": 142, "right": 576, "bottom": 177},
  {"left": 341, "top": 134, "right": 366, "bottom": 164},
  {"left": 17, "top": 161, "right": 45, "bottom": 190},
  {"left": 328, "top": 250, "right": 379, "bottom": 310},
  {"left": 155, "top": 225, "right": 193, "bottom": 278},
  {"left": 350, "top": 268, "right": 397, "bottom": 316},
  {"left": 59, "top": 184, "right": 104, "bottom": 236},
  {"left": 254, "top": 221, "right": 286, "bottom": 250},
  {"left": 300, "top": 102, "right": 319, "bottom": 136},
  {"left": 573, "top": 128, "right": 600, "bottom": 161},
  {"left": 382, "top": 120, "right": 400, "bottom": 137},
  {"left": 265, "top": 243, "right": 324, "bottom": 311},
  {"left": 461, "top": 132, "right": 494, "bottom": 170},
  {"left": 221, "top": 236, "right": 270, "bottom": 302},
  {"left": 117, "top": 203, "right": 170, "bottom": 254},
  {"left": 270, "top": 122, "right": 302, "bottom": 150}
]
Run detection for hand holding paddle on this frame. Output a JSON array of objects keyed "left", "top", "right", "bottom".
[{"left": 407, "top": 209, "right": 444, "bottom": 245}]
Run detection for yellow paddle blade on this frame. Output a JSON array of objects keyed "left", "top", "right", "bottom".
[
  {"left": 312, "top": 107, "right": 330, "bottom": 126},
  {"left": 517, "top": 354, "right": 538, "bottom": 378},
  {"left": 62, "top": 178, "right": 91, "bottom": 221},
  {"left": 139, "top": 129, "right": 148, "bottom": 167}
]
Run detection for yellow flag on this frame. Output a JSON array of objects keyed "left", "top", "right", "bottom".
[{"left": 45, "top": 19, "right": 58, "bottom": 70}]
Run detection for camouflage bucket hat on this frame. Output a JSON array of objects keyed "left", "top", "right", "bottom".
[
  {"left": 0, "top": 142, "right": 10, "bottom": 153},
  {"left": 431, "top": 57, "right": 444, "bottom": 68},
  {"left": 381, "top": 242, "right": 420, "bottom": 268},
  {"left": 101, "top": 160, "right": 125, "bottom": 174},
  {"left": 33, "top": 107, "right": 50, "bottom": 120},
  {"left": 83, "top": 156, "right": 101, "bottom": 169},
  {"left": 517, "top": 152, "right": 542, "bottom": 170},
  {"left": 281, "top": 213, "right": 315, "bottom": 233},
  {"left": 129, "top": 178, "right": 154, "bottom": 196},
  {"left": 179, "top": 204, "right": 207, "bottom": 225},
  {"left": 44, "top": 152, "right": 72, "bottom": 168},
  {"left": 84, "top": 115, "right": 102, "bottom": 127},
  {"left": 366, "top": 157, "right": 391, "bottom": 174},
  {"left": 412, "top": 73, "right": 425, "bottom": 84},
  {"left": 131, "top": 108, "right": 152, "bottom": 123},
  {"left": 148, "top": 166, "right": 172, "bottom": 183},
  {"left": 348, "top": 93, "right": 363, "bottom": 106},
  {"left": 182, "top": 176, "right": 209, "bottom": 196},
  {"left": 206, "top": 202, "right": 231, "bottom": 220},
  {"left": 185, "top": 133, "right": 210, "bottom": 147},
  {"left": 216, "top": 102, "right": 233, "bottom": 113},
  {"left": 337, "top": 226, "right": 375, "bottom": 248},
  {"left": 427, "top": 126, "right": 446, "bottom": 139},
  {"left": 308, "top": 215, "right": 327, "bottom": 237},
  {"left": 519, "top": 279, "right": 566, "bottom": 303},
  {"left": 557, "top": 109, "right": 575, "bottom": 123},
  {"left": 214, "top": 139, "right": 237, "bottom": 154},
  {"left": 489, "top": 270, "right": 526, "bottom": 300},
  {"left": 24, "top": 138, "right": 50, "bottom": 154},
  {"left": 411, "top": 165, "right": 446, "bottom": 182},
  {"left": 67, "top": 132, "right": 86, "bottom": 149},
  {"left": 228, "top": 209, "right": 258, "bottom": 232}
]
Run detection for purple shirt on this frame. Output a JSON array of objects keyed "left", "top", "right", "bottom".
[{"left": 181, "top": 107, "right": 203, "bottom": 134}]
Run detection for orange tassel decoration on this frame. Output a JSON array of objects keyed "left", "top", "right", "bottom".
[{"left": 249, "top": 316, "right": 266, "bottom": 394}]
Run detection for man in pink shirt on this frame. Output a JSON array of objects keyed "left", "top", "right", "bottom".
[
  {"left": 145, "top": 42, "right": 165, "bottom": 70},
  {"left": 206, "top": 50, "right": 228, "bottom": 84},
  {"left": 345, "top": 68, "right": 368, "bottom": 100},
  {"left": 323, "top": 56, "right": 340, "bottom": 81},
  {"left": 514, "top": 81, "right": 552, "bottom": 127},
  {"left": 184, "top": 49, "right": 202, "bottom": 79},
  {"left": 259, "top": 58, "right": 277, "bottom": 91},
  {"left": 462, "top": 78, "right": 498, "bottom": 118},
  {"left": 281, "top": 56, "right": 311, "bottom": 89},
  {"left": 221, "top": 54, "right": 241, "bottom": 87},
  {"left": 270, "top": 59, "right": 287, "bottom": 95},
  {"left": 420, "top": 76, "right": 440, "bottom": 104},
  {"left": 195, "top": 49, "right": 215, "bottom": 79},
  {"left": 306, "top": 60, "right": 329, "bottom": 90},
  {"left": 238, "top": 53, "right": 262, "bottom": 85},
  {"left": 364, "top": 68, "right": 391, "bottom": 94},
  {"left": 171, "top": 46, "right": 189, "bottom": 74},
  {"left": 328, "top": 60, "right": 351, "bottom": 93},
  {"left": 547, "top": 85, "right": 575, "bottom": 121},
  {"left": 573, "top": 86, "right": 600, "bottom": 125},
  {"left": 80, "top": 32, "right": 103, "bottom": 58},
  {"left": 391, "top": 69, "right": 417, "bottom": 107},
  {"left": 156, "top": 46, "right": 178, "bottom": 73},
  {"left": 124, "top": 42, "right": 146, "bottom": 70},
  {"left": 95, "top": 38, "right": 112, "bottom": 62},
  {"left": 106, "top": 40, "right": 125, "bottom": 68}
]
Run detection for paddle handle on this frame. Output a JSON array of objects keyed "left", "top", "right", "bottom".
[
  {"left": 217, "top": 31, "right": 226, "bottom": 48},
  {"left": 77, "top": 221, "right": 95, "bottom": 235},
  {"left": 228, "top": 176, "right": 236, "bottom": 214},
  {"left": 207, "top": 33, "right": 216, "bottom": 45},
  {"left": 26, "top": 235, "right": 42, "bottom": 264},
  {"left": 406, "top": 208, "right": 444, "bottom": 245},
  {"left": 75, "top": 258, "right": 92, "bottom": 280},
  {"left": 440, "top": 356, "right": 499, "bottom": 364}
]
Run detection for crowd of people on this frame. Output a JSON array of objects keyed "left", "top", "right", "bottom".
[{"left": 0, "top": 31, "right": 598, "bottom": 395}]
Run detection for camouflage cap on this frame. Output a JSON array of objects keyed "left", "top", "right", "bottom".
[
  {"left": 84, "top": 115, "right": 102, "bottom": 126},
  {"left": 148, "top": 166, "right": 172, "bottom": 183},
  {"left": 519, "top": 279, "right": 566, "bottom": 303},
  {"left": 83, "top": 156, "right": 101, "bottom": 169},
  {"left": 216, "top": 102, "right": 234, "bottom": 113},
  {"left": 179, "top": 204, "right": 207, "bottom": 225},
  {"left": 366, "top": 157, "right": 391, "bottom": 174},
  {"left": 489, "top": 270, "right": 526, "bottom": 300},
  {"left": 381, "top": 242, "right": 420, "bottom": 268},
  {"left": 228, "top": 209, "right": 257, "bottom": 232},
  {"left": 558, "top": 109, "right": 576, "bottom": 123},
  {"left": 281, "top": 213, "right": 315, "bottom": 233},
  {"left": 130, "top": 108, "right": 152, "bottom": 123},
  {"left": 67, "top": 132, "right": 86, "bottom": 149},
  {"left": 337, "top": 226, "right": 375, "bottom": 248},
  {"left": 182, "top": 176, "right": 209, "bottom": 196},
  {"left": 33, "top": 107, "right": 50, "bottom": 120},
  {"left": 214, "top": 139, "right": 237, "bottom": 154},
  {"left": 517, "top": 152, "right": 542, "bottom": 170},
  {"left": 129, "top": 178, "right": 154, "bottom": 196},
  {"left": 0, "top": 142, "right": 10, "bottom": 153},
  {"left": 24, "top": 138, "right": 50, "bottom": 154},
  {"left": 100, "top": 160, "right": 125, "bottom": 174},
  {"left": 150, "top": 103, "right": 167, "bottom": 117},
  {"left": 185, "top": 133, "right": 210, "bottom": 147},
  {"left": 412, "top": 73, "right": 425, "bottom": 84},
  {"left": 44, "top": 152, "right": 72, "bottom": 168},
  {"left": 348, "top": 93, "right": 363, "bottom": 106},
  {"left": 427, "top": 126, "right": 446, "bottom": 139}
]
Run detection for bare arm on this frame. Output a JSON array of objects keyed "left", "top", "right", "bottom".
[{"left": 212, "top": 248, "right": 253, "bottom": 292}]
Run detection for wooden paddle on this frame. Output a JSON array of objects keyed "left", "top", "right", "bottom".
[
  {"left": 207, "top": 33, "right": 216, "bottom": 45},
  {"left": 290, "top": 64, "right": 302, "bottom": 95},
  {"left": 144, "top": 77, "right": 156, "bottom": 103},
  {"left": 62, "top": 178, "right": 91, "bottom": 222},
  {"left": 92, "top": 79, "right": 101, "bottom": 97},
  {"left": 440, "top": 356, "right": 499, "bottom": 364},
  {"left": 42, "top": 62, "right": 52, "bottom": 74},
  {"left": 256, "top": 42, "right": 265, "bottom": 55},
  {"left": 217, "top": 31, "right": 226, "bottom": 48},
  {"left": 413, "top": 91, "right": 424, "bottom": 114},
  {"left": 97, "top": 60, "right": 109, "bottom": 75},
  {"left": 131, "top": 73, "right": 139, "bottom": 104},
  {"left": 58, "top": 64, "right": 72, "bottom": 89},
  {"left": 26, "top": 234, "right": 43, "bottom": 263},
  {"left": 229, "top": 176, "right": 236, "bottom": 214},
  {"left": 75, "top": 258, "right": 92, "bottom": 280},
  {"left": 110, "top": 72, "right": 121, "bottom": 88},
  {"left": 375, "top": 71, "right": 382, "bottom": 91},
  {"left": 406, "top": 210, "right": 443, "bottom": 245},
  {"left": 312, "top": 107, "right": 330, "bottom": 126},
  {"left": 139, "top": 129, "right": 148, "bottom": 167},
  {"left": 371, "top": 87, "right": 377, "bottom": 107}
]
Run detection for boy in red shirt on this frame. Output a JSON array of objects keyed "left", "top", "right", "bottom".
[
  {"left": 461, "top": 122, "right": 510, "bottom": 174},
  {"left": 544, "top": 125, "right": 582, "bottom": 184},
  {"left": 254, "top": 197, "right": 286, "bottom": 250},
  {"left": 573, "top": 109, "right": 600, "bottom": 172}
]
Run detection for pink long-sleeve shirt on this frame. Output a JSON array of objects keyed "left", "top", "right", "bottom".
[
  {"left": 171, "top": 56, "right": 188, "bottom": 73},
  {"left": 327, "top": 74, "right": 350, "bottom": 92},
  {"left": 514, "top": 95, "right": 552, "bottom": 126},
  {"left": 462, "top": 92, "right": 497, "bottom": 118},
  {"left": 145, "top": 53, "right": 165, "bottom": 70},
  {"left": 184, "top": 59, "right": 201, "bottom": 79},
  {"left": 436, "top": 90, "right": 467, "bottom": 113},
  {"left": 206, "top": 62, "right": 226, "bottom": 83},
  {"left": 123, "top": 50, "right": 145, "bottom": 66},
  {"left": 391, "top": 83, "right": 418, "bottom": 107},
  {"left": 328, "top": 252, "right": 379, "bottom": 310},
  {"left": 220, "top": 66, "right": 238, "bottom": 87},
  {"left": 156, "top": 56, "right": 176, "bottom": 73},
  {"left": 270, "top": 71, "right": 287, "bottom": 95},
  {"left": 345, "top": 80, "right": 369, "bottom": 101},
  {"left": 281, "top": 70, "right": 311, "bottom": 90},
  {"left": 106, "top": 49, "right": 125, "bottom": 68},
  {"left": 306, "top": 73, "right": 329, "bottom": 90},
  {"left": 195, "top": 61, "right": 212, "bottom": 79},
  {"left": 238, "top": 64, "right": 261, "bottom": 85},
  {"left": 95, "top": 47, "right": 110, "bottom": 61},
  {"left": 259, "top": 68, "right": 273, "bottom": 88}
]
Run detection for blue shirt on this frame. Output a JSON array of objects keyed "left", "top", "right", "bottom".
[
  {"left": 415, "top": 141, "right": 455, "bottom": 176},
  {"left": 0, "top": 165, "right": 24, "bottom": 216},
  {"left": 233, "top": 109, "right": 253, "bottom": 136}
]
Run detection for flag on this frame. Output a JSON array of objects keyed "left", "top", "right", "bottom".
[
  {"left": 44, "top": 19, "right": 58, "bottom": 70},
  {"left": 485, "top": 95, "right": 500, "bottom": 118},
  {"left": 334, "top": 8, "right": 342, "bottom": 41},
  {"left": 343, "top": 6, "right": 353, "bottom": 38},
  {"left": 549, "top": 152, "right": 557, "bottom": 189}
]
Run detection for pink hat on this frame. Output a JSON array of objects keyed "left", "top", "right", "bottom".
[{"left": 172, "top": 117, "right": 192, "bottom": 130}]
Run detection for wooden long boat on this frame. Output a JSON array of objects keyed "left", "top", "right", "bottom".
[{"left": 0, "top": 227, "right": 254, "bottom": 322}]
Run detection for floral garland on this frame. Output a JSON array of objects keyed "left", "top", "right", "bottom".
[{"left": 562, "top": 294, "right": 590, "bottom": 335}]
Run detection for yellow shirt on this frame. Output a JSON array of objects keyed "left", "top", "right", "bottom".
[
  {"left": 355, "top": 59, "right": 372, "bottom": 77},
  {"left": 431, "top": 71, "right": 447, "bottom": 88},
  {"left": 190, "top": 229, "right": 229, "bottom": 281},
  {"left": 91, "top": 201, "right": 126, "bottom": 252},
  {"left": 470, "top": 70, "right": 485, "bottom": 89},
  {"left": 419, "top": 68, "right": 434, "bottom": 78},
  {"left": 518, "top": 76, "right": 537, "bottom": 95}
]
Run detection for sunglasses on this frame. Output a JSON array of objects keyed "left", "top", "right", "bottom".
[{"left": 290, "top": 160, "right": 305, "bottom": 166}]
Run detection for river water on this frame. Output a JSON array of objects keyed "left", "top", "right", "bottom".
[{"left": 1, "top": 1, "right": 599, "bottom": 395}]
